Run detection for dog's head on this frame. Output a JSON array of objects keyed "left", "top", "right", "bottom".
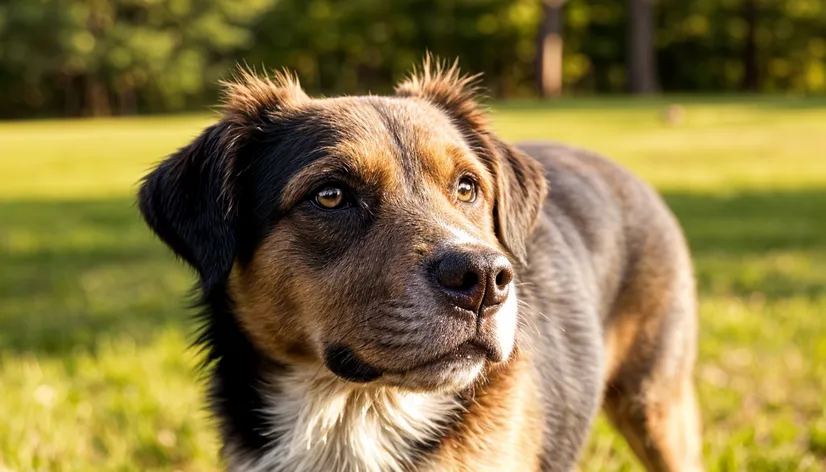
[{"left": 139, "top": 60, "right": 547, "bottom": 392}]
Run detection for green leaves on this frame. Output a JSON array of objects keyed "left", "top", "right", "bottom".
[
  {"left": 1, "top": 0, "right": 824, "bottom": 118},
  {"left": 0, "top": 0, "right": 276, "bottom": 116}
]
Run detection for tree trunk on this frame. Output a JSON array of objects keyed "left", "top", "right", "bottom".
[
  {"left": 741, "top": 0, "right": 759, "bottom": 91},
  {"left": 116, "top": 73, "right": 138, "bottom": 116},
  {"left": 536, "top": 0, "right": 565, "bottom": 98},
  {"left": 117, "top": 84, "right": 137, "bottom": 116},
  {"left": 63, "top": 75, "right": 82, "bottom": 117},
  {"left": 627, "top": 0, "right": 659, "bottom": 94},
  {"left": 84, "top": 75, "right": 111, "bottom": 117}
]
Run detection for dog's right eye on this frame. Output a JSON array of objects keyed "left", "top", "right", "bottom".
[
  {"left": 456, "top": 177, "right": 478, "bottom": 203},
  {"left": 313, "top": 186, "right": 347, "bottom": 210}
]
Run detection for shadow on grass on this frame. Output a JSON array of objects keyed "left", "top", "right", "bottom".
[
  {"left": 0, "top": 198, "right": 194, "bottom": 356},
  {"left": 0, "top": 188, "right": 823, "bottom": 355},
  {"left": 664, "top": 189, "right": 826, "bottom": 301},
  {"left": 664, "top": 189, "right": 826, "bottom": 255}
]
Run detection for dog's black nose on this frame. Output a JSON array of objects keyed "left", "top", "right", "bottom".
[{"left": 434, "top": 249, "right": 513, "bottom": 314}]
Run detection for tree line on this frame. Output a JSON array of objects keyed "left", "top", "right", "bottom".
[{"left": 0, "top": 0, "right": 823, "bottom": 118}]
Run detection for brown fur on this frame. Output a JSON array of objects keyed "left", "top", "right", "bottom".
[
  {"left": 138, "top": 58, "right": 702, "bottom": 471},
  {"left": 220, "top": 67, "right": 308, "bottom": 122},
  {"left": 432, "top": 350, "right": 545, "bottom": 471}
]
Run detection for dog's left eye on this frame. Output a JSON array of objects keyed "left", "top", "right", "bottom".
[
  {"left": 456, "top": 178, "right": 477, "bottom": 203},
  {"left": 313, "top": 186, "right": 347, "bottom": 210}
]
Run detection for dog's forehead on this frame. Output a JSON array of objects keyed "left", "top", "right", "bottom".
[{"left": 308, "top": 96, "right": 474, "bottom": 180}]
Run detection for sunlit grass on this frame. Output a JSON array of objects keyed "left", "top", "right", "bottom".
[{"left": 1, "top": 97, "right": 825, "bottom": 471}]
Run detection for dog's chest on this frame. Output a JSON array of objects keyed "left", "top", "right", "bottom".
[{"left": 227, "top": 371, "right": 460, "bottom": 472}]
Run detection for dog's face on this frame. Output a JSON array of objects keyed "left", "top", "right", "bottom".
[
  {"left": 229, "top": 96, "right": 517, "bottom": 392},
  {"left": 139, "top": 62, "right": 547, "bottom": 392}
]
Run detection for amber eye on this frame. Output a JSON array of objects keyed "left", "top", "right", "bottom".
[
  {"left": 313, "top": 186, "right": 346, "bottom": 209},
  {"left": 456, "top": 178, "right": 477, "bottom": 203}
]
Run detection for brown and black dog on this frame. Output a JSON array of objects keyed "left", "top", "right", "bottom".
[{"left": 138, "top": 59, "right": 703, "bottom": 471}]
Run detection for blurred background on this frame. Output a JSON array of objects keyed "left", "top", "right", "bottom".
[
  {"left": 1, "top": 0, "right": 826, "bottom": 116},
  {"left": 0, "top": 0, "right": 825, "bottom": 471}
]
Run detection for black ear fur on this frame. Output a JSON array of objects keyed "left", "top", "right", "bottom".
[
  {"left": 139, "top": 67, "right": 307, "bottom": 294},
  {"left": 396, "top": 56, "right": 548, "bottom": 265},
  {"left": 138, "top": 123, "right": 238, "bottom": 294}
]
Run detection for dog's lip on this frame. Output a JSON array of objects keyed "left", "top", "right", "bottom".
[{"left": 383, "top": 341, "right": 489, "bottom": 375}]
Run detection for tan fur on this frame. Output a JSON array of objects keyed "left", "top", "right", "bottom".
[
  {"left": 225, "top": 94, "right": 503, "bottom": 370},
  {"left": 604, "top": 375, "right": 703, "bottom": 472},
  {"left": 140, "top": 59, "right": 702, "bottom": 472},
  {"left": 428, "top": 350, "right": 543, "bottom": 471},
  {"left": 395, "top": 55, "right": 489, "bottom": 136},
  {"left": 220, "top": 66, "right": 308, "bottom": 123},
  {"left": 228, "top": 261, "right": 307, "bottom": 364},
  {"left": 603, "top": 315, "right": 639, "bottom": 385},
  {"left": 599, "top": 159, "right": 703, "bottom": 470}
]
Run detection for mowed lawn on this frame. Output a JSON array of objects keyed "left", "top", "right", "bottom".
[{"left": 1, "top": 97, "right": 825, "bottom": 471}]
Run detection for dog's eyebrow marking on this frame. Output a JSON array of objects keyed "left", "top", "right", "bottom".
[
  {"left": 445, "top": 145, "right": 470, "bottom": 164},
  {"left": 278, "top": 157, "right": 354, "bottom": 211}
]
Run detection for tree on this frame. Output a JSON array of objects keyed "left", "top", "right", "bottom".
[
  {"left": 536, "top": 0, "right": 565, "bottom": 98},
  {"left": 0, "top": 0, "right": 276, "bottom": 117},
  {"left": 741, "top": 0, "right": 759, "bottom": 92},
  {"left": 627, "top": 0, "right": 659, "bottom": 94}
]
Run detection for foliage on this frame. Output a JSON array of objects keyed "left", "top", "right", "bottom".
[
  {"left": 243, "top": 0, "right": 542, "bottom": 97},
  {"left": 656, "top": 0, "right": 826, "bottom": 93},
  {"left": 0, "top": 0, "right": 275, "bottom": 116},
  {"left": 1, "top": 99, "right": 826, "bottom": 470},
  {"left": 1, "top": 0, "right": 825, "bottom": 117}
]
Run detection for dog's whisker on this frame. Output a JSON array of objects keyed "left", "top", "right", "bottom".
[{"left": 517, "top": 299, "right": 566, "bottom": 334}]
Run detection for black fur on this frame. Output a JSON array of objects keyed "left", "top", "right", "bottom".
[
  {"left": 197, "top": 287, "right": 281, "bottom": 453},
  {"left": 323, "top": 344, "right": 383, "bottom": 383},
  {"left": 138, "top": 123, "right": 238, "bottom": 294},
  {"left": 138, "top": 116, "right": 467, "bottom": 461},
  {"left": 139, "top": 66, "right": 701, "bottom": 471}
]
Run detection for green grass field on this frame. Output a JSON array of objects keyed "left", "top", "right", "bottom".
[{"left": 1, "top": 97, "right": 825, "bottom": 471}]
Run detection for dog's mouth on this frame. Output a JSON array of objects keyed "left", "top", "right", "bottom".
[
  {"left": 392, "top": 341, "right": 491, "bottom": 374},
  {"left": 324, "top": 340, "right": 495, "bottom": 385}
]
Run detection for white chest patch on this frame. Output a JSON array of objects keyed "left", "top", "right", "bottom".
[{"left": 227, "top": 370, "right": 462, "bottom": 472}]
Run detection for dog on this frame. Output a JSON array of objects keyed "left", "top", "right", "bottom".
[{"left": 138, "top": 59, "right": 703, "bottom": 471}]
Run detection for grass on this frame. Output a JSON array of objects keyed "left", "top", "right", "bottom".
[{"left": 1, "top": 96, "right": 825, "bottom": 471}]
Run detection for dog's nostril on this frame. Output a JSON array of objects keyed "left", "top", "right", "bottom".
[
  {"left": 434, "top": 253, "right": 482, "bottom": 292},
  {"left": 460, "top": 272, "right": 479, "bottom": 291},
  {"left": 495, "top": 266, "right": 513, "bottom": 288}
]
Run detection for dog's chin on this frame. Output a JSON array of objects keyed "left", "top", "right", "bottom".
[
  {"left": 380, "top": 346, "right": 488, "bottom": 392},
  {"left": 323, "top": 342, "right": 494, "bottom": 392}
]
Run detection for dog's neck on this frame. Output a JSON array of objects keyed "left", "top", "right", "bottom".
[{"left": 225, "top": 368, "right": 463, "bottom": 472}]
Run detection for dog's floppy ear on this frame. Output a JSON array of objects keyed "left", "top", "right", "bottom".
[
  {"left": 139, "top": 67, "right": 308, "bottom": 293},
  {"left": 396, "top": 56, "right": 547, "bottom": 265},
  {"left": 138, "top": 122, "right": 238, "bottom": 294},
  {"left": 488, "top": 141, "right": 548, "bottom": 265}
]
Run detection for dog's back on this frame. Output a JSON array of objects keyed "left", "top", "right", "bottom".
[{"left": 517, "top": 142, "right": 702, "bottom": 471}]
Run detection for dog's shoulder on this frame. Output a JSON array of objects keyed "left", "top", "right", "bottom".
[
  {"left": 516, "top": 141, "right": 686, "bottom": 289},
  {"left": 516, "top": 141, "right": 681, "bottom": 237}
]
